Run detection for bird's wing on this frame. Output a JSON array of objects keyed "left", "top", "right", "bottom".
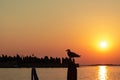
[{"left": 71, "top": 52, "right": 80, "bottom": 57}]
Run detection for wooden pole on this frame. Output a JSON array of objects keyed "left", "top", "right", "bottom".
[
  {"left": 31, "top": 68, "right": 39, "bottom": 80},
  {"left": 67, "top": 62, "right": 77, "bottom": 80}
]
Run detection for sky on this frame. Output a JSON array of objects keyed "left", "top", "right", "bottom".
[{"left": 0, "top": 0, "right": 120, "bottom": 64}]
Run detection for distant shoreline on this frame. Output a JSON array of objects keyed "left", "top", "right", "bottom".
[
  {"left": 0, "top": 54, "right": 79, "bottom": 68},
  {"left": 0, "top": 64, "right": 79, "bottom": 68},
  {"left": 1, "top": 64, "right": 120, "bottom": 68},
  {"left": 80, "top": 64, "right": 120, "bottom": 67}
]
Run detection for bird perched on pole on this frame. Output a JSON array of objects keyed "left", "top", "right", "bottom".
[{"left": 66, "top": 49, "right": 80, "bottom": 58}]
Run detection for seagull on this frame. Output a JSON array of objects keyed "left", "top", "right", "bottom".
[{"left": 66, "top": 49, "right": 80, "bottom": 58}]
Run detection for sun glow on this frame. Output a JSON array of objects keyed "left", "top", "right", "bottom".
[
  {"left": 100, "top": 41, "right": 107, "bottom": 48},
  {"left": 93, "top": 38, "right": 113, "bottom": 53}
]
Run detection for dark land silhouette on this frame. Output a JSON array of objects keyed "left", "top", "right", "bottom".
[{"left": 0, "top": 54, "right": 79, "bottom": 68}]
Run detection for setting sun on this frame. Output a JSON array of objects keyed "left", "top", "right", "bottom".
[{"left": 100, "top": 41, "right": 107, "bottom": 48}]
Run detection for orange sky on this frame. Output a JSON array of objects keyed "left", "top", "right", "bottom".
[{"left": 0, "top": 0, "right": 120, "bottom": 64}]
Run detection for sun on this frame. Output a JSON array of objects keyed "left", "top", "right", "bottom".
[{"left": 100, "top": 41, "right": 107, "bottom": 48}]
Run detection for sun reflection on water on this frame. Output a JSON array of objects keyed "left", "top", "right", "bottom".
[{"left": 98, "top": 66, "right": 108, "bottom": 80}]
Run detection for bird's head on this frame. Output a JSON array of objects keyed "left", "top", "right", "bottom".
[{"left": 66, "top": 49, "right": 70, "bottom": 52}]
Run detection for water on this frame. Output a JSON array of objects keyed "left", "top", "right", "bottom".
[{"left": 0, "top": 66, "right": 120, "bottom": 80}]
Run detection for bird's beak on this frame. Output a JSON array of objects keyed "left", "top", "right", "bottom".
[{"left": 66, "top": 49, "right": 68, "bottom": 51}]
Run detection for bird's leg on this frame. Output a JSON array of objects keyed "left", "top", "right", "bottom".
[
  {"left": 70, "top": 58, "right": 75, "bottom": 63},
  {"left": 73, "top": 58, "right": 75, "bottom": 63}
]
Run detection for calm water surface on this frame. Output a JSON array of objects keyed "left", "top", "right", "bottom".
[{"left": 0, "top": 66, "right": 120, "bottom": 80}]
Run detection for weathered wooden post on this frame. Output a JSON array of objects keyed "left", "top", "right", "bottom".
[
  {"left": 67, "top": 62, "right": 77, "bottom": 80},
  {"left": 66, "top": 49, "right": 80, "bottom": 80},
  {"left": 31, "top": 68, "right": 39, "bottom": 80}
]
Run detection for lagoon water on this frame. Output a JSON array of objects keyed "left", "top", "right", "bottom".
[{"left": 0, "top": 66, "right": 120, "bottom": 80}]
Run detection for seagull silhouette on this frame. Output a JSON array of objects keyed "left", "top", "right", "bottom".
[{"left": 66, "top": 49, "right": 80, "bottom": 58}]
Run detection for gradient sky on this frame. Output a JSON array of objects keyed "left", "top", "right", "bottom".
[{"left": 0, "top": 0, "right": 120, "bottom": 64}]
